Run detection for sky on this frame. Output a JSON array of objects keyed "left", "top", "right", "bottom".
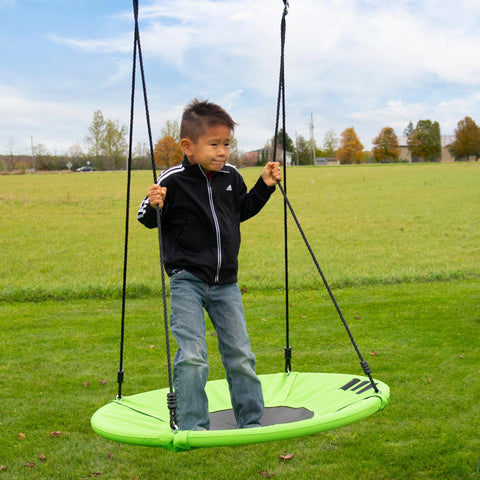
[{"left": 2, "top": 0, "right": 480, "bottom": 157}]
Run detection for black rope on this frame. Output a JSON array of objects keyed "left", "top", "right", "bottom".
[
  {"left": 272, "top": 0, "right": 291, "bottom": 374},
  {"left": 116, "top": 0, "right": 177, "bottom": 428},
  {"left": 154, "top": 205, "right": 177, "bottom": 430},
  {"left": 272, "top": 0, "right": 377, "bottom": 392},
  {"left": 116, "top": 0, "right": 140, "bottom": 400},
  {"left": 276, "top": 182, "right": 378, "bottom": 392},
  {"left": 132, "top": 0, "right": 177, "bottom": 429}
]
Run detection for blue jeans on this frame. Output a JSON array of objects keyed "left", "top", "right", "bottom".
[{"left": 169, "top": 270, "right": 264, "bottom": 431}]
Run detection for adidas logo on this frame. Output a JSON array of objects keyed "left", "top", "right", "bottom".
[{"left": 226, "top": 185, "right": 232, "bottom": 191}]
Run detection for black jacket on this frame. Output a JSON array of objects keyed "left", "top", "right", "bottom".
[{"left": 137, "top": 157, "right": 275, "bottom": 284}]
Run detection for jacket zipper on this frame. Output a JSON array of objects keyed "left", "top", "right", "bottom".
[{"left": 204, "top": 172, "right": 222, "bottom": 283}]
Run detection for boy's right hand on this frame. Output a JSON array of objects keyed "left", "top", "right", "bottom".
[{"left": 147, "top": 185, "right": 167, "bottom": 208}]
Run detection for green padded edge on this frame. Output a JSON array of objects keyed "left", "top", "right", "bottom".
[{"left": 91, "top": 372, "right": 390, "bottom": 452}]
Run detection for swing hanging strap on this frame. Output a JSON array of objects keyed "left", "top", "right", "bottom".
[
  {"left": 272, "top": 0, "right": 291, "bottom": 374},
  {"left": 272, "top": 0, "right": 377, "bottom": 392},
  {"left": 116, "top": 0, "right": 177, "bottom": 430}
]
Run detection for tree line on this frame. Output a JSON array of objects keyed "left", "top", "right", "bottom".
[
  {"left": 2, "top": 111, "right": 479, "bottom": 173},
  {"left": 344, "top": 117, "right": 480, "bottom": 164},
  {"left": 281, "top": 116, "right": 479, "bottom": 165}
]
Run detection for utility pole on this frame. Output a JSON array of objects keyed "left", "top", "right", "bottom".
[{"left": 295, "top": 130, "right": 299, "bottom": 166}]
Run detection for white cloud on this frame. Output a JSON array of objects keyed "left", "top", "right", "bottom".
[
  {"left": 48, "top": 33, "right": 131, "bottom": 54},
  {"left": 0, "top": 86, "right": 94, "bottom": 152},
  {"left": 98, "top": 58, "right": 132, "bottom": 89},
  {"left": 49, "top": 1, "right": 480, "bottom": 101}
]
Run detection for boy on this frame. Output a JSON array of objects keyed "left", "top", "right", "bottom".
[{"left": 137, "top": 99, "right": 282, "bottom": 431}]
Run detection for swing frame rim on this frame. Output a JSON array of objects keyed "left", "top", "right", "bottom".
[{"left": 91, "top": 371, "right": 390, "bottom": 452}]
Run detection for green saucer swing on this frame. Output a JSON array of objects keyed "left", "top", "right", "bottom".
[
  {"left": 91, "top": 372, "right": 389, "bottom": 452},
  {"left": 91, "top": 0, "right": 390, "bottom": 453}
]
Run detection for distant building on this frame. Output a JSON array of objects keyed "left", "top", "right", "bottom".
[
  {"left": 397, "top": 136, "right": 456, "bottom": 162},
  {"left": 241, "top": 147, "right": 293, "bottom": 167},
  {"left": 315, "top": 157, "right": 339, "bottom": 166}
]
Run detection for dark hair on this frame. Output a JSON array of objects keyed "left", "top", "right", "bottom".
[{"left": 180, "top": 99, "right": 237, "bottom": 142}]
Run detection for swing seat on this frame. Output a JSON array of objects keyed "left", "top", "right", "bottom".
[{"left": 91, "top": 371, "right": 389, "bottom": 452}]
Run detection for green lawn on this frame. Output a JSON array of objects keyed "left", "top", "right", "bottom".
[
  {"left": 1, "top": 164, "right": 479, "bottom": 479},
  {"left": 1, "top": 163, "right": 479, "bottom": 299}
]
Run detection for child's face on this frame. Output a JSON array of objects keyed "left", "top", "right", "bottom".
[{"left": 182, "top": 124, "right": 231, "bottom": 172}]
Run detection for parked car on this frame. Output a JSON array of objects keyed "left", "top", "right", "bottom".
[{"left": 76, "top": 166, "right": 93, "bottom": 172}]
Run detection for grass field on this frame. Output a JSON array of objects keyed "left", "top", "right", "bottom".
[
  {"left": 1, "top": 163, "right": 479, "bottom": 479},
  {"left": 1, "top": 163, "right": 479, "bottom": 300}
]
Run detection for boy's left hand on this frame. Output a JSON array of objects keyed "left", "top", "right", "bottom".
[{"left": 262, "top": 162, "right": 282, "bottom": 187}]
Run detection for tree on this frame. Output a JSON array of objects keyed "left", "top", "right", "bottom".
[
  {"left": 296, "top": 134, "right": 311, "bottom": 165},
  {"left": 161, "top": 120, "right": 180, "bottom": 142},
  {"left": 102, "top": 119, "right": 127, "bottom": 170},
  {"left": 132, "top": 142, "right": 152, "bottom": 170},
  {"left": 448, "top": 116, "right": 480, "bottom": 161},
  {"left": 154, "top": 135, "right": 183, "bottom": 168},
  {"left": 269, "top": 128, "right": 295, "bottom": 164},
  {"left": 85, "top": 110, "right": 128, "bottom": 170},
  {"left": 407, "top": 120, "right": 441, "bottom": 162},
  {"left": 33, "top": 144, "right": 53, "bottom": 170},
  {"left": 372, "top": 127, "right": 399, "bottom": 163},
  {"left": 322, "top": 129, "right": 338, "bottom": 157},
  {"left": 336, "top": 127, "right": 364, "bottom": 164},
  {"left": 228, "top": 136, "right": 241, "bottom": 166},
  {"left": 86, "top": 110, "right": 105, "bottom": 162},
  {"left": 404, "top": 121, "right": 414, "bottom": 139},
  {"left": 272, "top": 129, "right": 295, "bottom": 152},
  {"left": 5, "top": 137, "right": 20, "bottom": 171}
]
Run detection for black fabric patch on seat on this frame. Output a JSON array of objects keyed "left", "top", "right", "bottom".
[{"left": 209, "top": 406, "right": 314, "bottom": 430}]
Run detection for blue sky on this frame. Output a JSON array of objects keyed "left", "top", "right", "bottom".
[{"left": 2, "top": 0, "right": 480, "bottom": 156}]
